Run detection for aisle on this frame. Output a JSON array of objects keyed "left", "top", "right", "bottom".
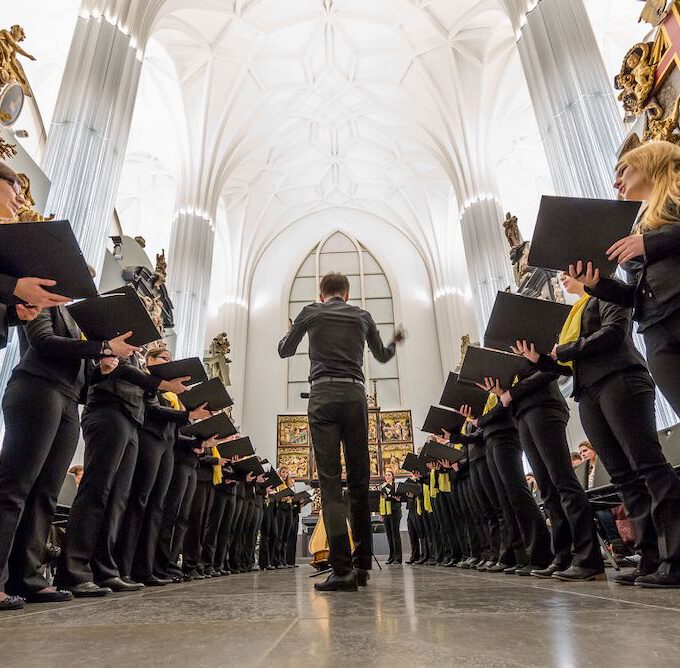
[{"left": 1, "top": 564, "right": 679, "bottom": 667}]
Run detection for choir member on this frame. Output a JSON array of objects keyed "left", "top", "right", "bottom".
[
  {"left": 274, "top": 467, "right": 295, "bottom": 568},
  {"left": 571, "top": 141, "right": 680, "bottom": 414},
  {"left": 380, "top": 470, "right": 402, "bottom": 565}
]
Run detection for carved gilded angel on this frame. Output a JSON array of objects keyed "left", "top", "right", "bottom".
[{"left": 0, "top": 25, "right": 35, "bottom": 96}]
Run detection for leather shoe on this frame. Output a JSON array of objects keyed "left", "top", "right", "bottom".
[
  {"left": 314, "top": 570, "right": 358, "bottom": 592},
  {"left": 220, "top": 569, "right": 233, "bottom": 576},
  {"left": 204, "top": 567, "right": 221, "bottom": 578},
  {"left": 504, "top": 563, "right": 524, "bottom": 575},
  {"left": 98, "top": 577, "right": 144, "bottom": 592},
  {"left": 531, "top": 562, "right": 569, "bottom": 579},
  {"left": 405, "top": 558, "right": 417, "bottom": 565},
  {"left": 265, "top": 566, "right": 276, "bottom": 571},
  {"left": 552, "top": 565, "right": 606, "bottom": 582},
  {"left": 635, "top": 570, "right": 680, "bottom": 588},
  {"left": 515, "top": 564, "right": 540, "bottom": 576},
  {"left": 24, "top": 589, "right": 74, "bottom": 603},
  {"left": 141, "top": 575, "right": 171, "bottom": 587},
  {"left": 185, "top": 568, "right": 204, "bottom": 580},
  {"left": 0, "top": 595, "right": 25, "bottom": 610},
  {"left": 615, "top": 567, "right": 655, "bottom": 586},
  {"left": 385, "top": 558, "right": 394, "bottom": 565},
  {"left": 486, "top": 562, "right": 509, "bottom": 573},
  {"left": 355, "top": 568, "right": 370, "bottom": 587},
  {"left": 68, "top": 582, "right": 111, "bottom": 597}
]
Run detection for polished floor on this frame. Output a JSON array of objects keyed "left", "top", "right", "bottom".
[{"left": 1, "top": 563, "right": 679, "bottom": 667}]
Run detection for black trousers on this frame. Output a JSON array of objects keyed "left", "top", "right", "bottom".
[
  {"left": 383, "top": 509, "right": 402, "bottom": 562},
  {"left": 154, "top": 455, "right": 197, "bottom": 576},
  {"left": 286, "top": 509, "right": 299, "bottom": 565},
  {"left": 470, "top": 457, "right": 505, "bottom": 563},
  {"left": 485, "top": 432, "right": 552, "bottom": 567},
  {"left": 579, "top": 371, "right": 680, "bottom": 572},
  {"left": 458, "top": 477, "right": 483, "bottom": 559},
  {"left": 116, "top": 431, "right": 174, "bottom": 579},
  {"left": 518, "top": 406, "right": 603, "bottom": 570},
  {"left": 406, "top": 505, "right": 420, "bottom": 561},
  {"left": 259, "top": 502, "right": 277, "bottom": 568},
  {"left": 644, "top": 309, "right": 680, "bottom": 415},
  {"left": 308, "top": 382, "right": 372, "bottom": 574},
  {"left": 439, "top": 491, "right": 463, "bottom": 562},
  {"left": 201, "top": 487, "right": 228, "bottom": 569},
  {"left": 183, "top": 479, "right": 214, "bottom": 570},
  {"left": 244, "top": 498, "right": 263, "bottom": 568},
  {"left": 0, "top": 377, "right": 80, "bottom": 594},
  {"left": 57, "top": 407, "right": 139, "bottom": 585},
  {"left": 275, "top": 504, "right": 293, "bottom": 566},
  {"left": 449, "top": 485, "right": 470, "bottom": 558},
  {"left": 227, "top": 494, "right": 245, "bottom": 569},
  {"left": 214, "top": 491, "right": 237, "bottom": 570}
]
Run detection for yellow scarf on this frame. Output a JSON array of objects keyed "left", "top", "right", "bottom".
[
  {"left": 429, "top": 469, "right": 439, "bottom": 498},
  {"left": 211, "top": 446, "right": 223, "bottom": 485},
  {"left": 423, "top": 484, "right": 433, "bottom": 512},
  {"left": 557, "top": 294, "right": 590, "bottom": 369},
  {"left": 379, "top": 496, "right": 392, "bottom": 516},
  {"left": 438, "top": 472, "right": 451, "bottom": 492},
  {"left": 483, "top": 392, "right": 498, "bottom": 415},
  {"left": 163, "top": 391, "right": 181, "bottom": 410},
  {"left": 416, "top": 497, "right": 422, "bottom": 515}
]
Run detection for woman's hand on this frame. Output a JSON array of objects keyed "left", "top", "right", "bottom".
[
  {"left": 511, "top": 339, "right": 539, "bottom": 364},
  {"left": 607, "top": 234, "right": 645, "bottom": 265},
  {"left": 500, "top": 390, "right": 512, "bottom": 408},
  {"left": 441, "top": 428, "right": 451, "bottom": 442},
  {"left": 246, "top": 472, "right": 256, "bottom": 482},
  {"left": 568, "top": 260, "right": 600, "bottom": 289},
  {"left": 457, "top": 403, "right": 478, "bottom": 426},
  {"left": 189, "top": 402, "right": 212, "bottom": 421},
  {"left": 476, "top": 377, "right": 504, "bottom": 397},
  {"left": 550, "top": 344, "right": 558, "bottom": 361},
  {"left": 15, "top": 304, "right": 40, "bottom": 321},
  {"left": 159, "top": 376, "right": 191, "bottom": 394},
  {"left": 100, "top": 357, "right": 119, "bottom": 375},
  {"left": 109, "top": 331, "right": 139, "bottom": 357}
]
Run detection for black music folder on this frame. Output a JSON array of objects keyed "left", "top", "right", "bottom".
[
  {"left": 149, "top": 357, "right": 208, "bottom": 386},
  {"left": 292, "top": 491, "right": 312, "bottom": 503},
  {"left": 271, "top": 487, "right": 295, "bottom": 501},
  {"left": 216, "top": 436, "right": 254, "bottom": 459},
  {"left": 484, "top": 292, "right": 573, "bottom": 354},
  {"left": 231, "top": 456, "right": 265, "bottom": 477},
  {"left": 396, "top": 481, "right": 423, "bottom": 497},
  {"left": 402, "top": 453, "right": 428, "bottom": 476},
  {"left": 527, "top": 195, "right": 641, "bottom": 275},
  {"left": 0, "top": 219, "right": 98, "bottom": 301},
  {"left": 421, "top": 440, "right": 465, "bottom": 463},
  {"left": 421, "top": 405, "right": 466, "bottom": 435},
  {"left": 439, "top": 372, "right": 488, "bottom": 416},
  {"left": 179, "top": 377, "right": 233, "bottom": 412},
  {"left": 180, "top": 412, "right": 237, "bottom": 440},
  {"left": 458, "top": 346, "right": 526, "bottom": 389},
  {"left": 67, "top": 285, "right": 160, "bottom": 347},
  {"left": 263, "top": 469, "right": 284, "bottom": 488}
]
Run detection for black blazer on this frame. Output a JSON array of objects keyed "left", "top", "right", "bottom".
[
  {"left": 10, "top": 307, "right": 102, "bottom": 402},
  {"left": 588, "top": 222, "right": 680, "bottom": 330},
  {"left": 535, "top": 297, "right": 647, "bottom": 398},
  {"left": 141, "top": 391, "right": 189, "bottom": 441},
  {"left": 476, "top": 403, "right": 517, "bottom": 439},
  {"left": 507, "top": 361, "right": 567, "bottom": 419}
]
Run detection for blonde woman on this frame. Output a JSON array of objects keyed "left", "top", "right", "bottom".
[{"left": 571, "top": 140, "right": 680, "bottom": 414}]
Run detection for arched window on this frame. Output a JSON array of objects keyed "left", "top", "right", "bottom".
[{"left": 287, "top": 231, "right": 400, "bottom": 412}]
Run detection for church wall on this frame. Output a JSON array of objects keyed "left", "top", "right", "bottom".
[{"left": 240, "top": 208, "right": 447, "bottom": 464}]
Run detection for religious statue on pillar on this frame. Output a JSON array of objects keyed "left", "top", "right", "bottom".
[
  {"left": 0, "top": 25, "right": 35, "bottom": 96},
  {"left": 0, "top": 137, "right": 16, "bottom": 160},
  {"left": 204, "top": 332, "right": 232, "bottom": 387},
  {"left": 153, "top": 249, "right": 167, "bottom": 289},
  {"left": 503, "top": 212, "right": 564, "bottom": 303},
  {"left": 15, "top": 173, "right": 54, "bottom": 222}
]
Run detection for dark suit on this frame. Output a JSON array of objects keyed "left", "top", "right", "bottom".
[
  {"left": 0, "top": 307, "right": 101, "bottom": 595},
  {"left": 0, "top": 273, "right": 18, "bottom": 351}
]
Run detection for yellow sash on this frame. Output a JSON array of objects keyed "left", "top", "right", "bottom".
[
  {"left": 416, "top": 497, "right": 422, "bottom": 515},
  {"left": 211, "top": 446, "right": 223, "bottom": 485},
  {"left": 557, "top": 294, "right": 590, "bottom": 369},
  {"left": 163, "top": 391, "right": 181, "bottom": 410},
  {"left": 438, "top": 472, "right": 451, "bottom": 492},
  {"left": 429, "top": 469, "right": 438, "bottom": 498},
  {"left": 423, "top": 484, "right": 433, "bottom": 512},
  {"left": 379, "top": 496, "right": 392, "bottom": 516},
  {"left": 483, "top": 392, "right": 498, "bottom": 415}
]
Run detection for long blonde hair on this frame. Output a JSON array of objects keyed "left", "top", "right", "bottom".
[{"left": 618, "top": 141, "right": 680, "bottom": 231}]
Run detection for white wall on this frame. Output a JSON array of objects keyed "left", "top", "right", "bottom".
[{"left": 240, "top": 208, "right": 447, "bottom": 463}]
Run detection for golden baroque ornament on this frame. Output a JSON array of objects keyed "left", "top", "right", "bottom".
[
  {"left": 644, "top": 95, "right": 680, "bottom": 142},
  {"left": 15, "top": 173, "right": 54, "bottom": 222},
  {"left": 615, "top": 42, "right": 661, "bottom": 117}
]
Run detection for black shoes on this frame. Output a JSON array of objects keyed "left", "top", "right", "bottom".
[
  {"left": 24, "top": 589, "right": 74, "bottom": 603},
  {"left": 515, "top": 564, "right": 539, "bottom": 577},
  {"left": 486, "top": 562, "right": 509, "bottom": 573},
  {"left": 552, "top": 565, "right": 606, "bottom": 582},
  {"left": 98, "top": 577, "right": 144, "bottom": 592},
  {"left": 531, "top": 562, "right": 569, "bottom": 579},
  {"left": 68, "top": 582, "right": 112, "bottom": 597},
  {"left": 265, "top": 565, "right": 276, "bottom": 571},
  {"left": 504, "top": 563, "right": 523, "bottom": 575},
  {"left": 635, "top": 570, "right": 680, "bottom": 588},
  {"left": 385, "top": 558, "right": 394, "bottom": 565},
  {"left": 184, "top": 568, "right": 204, "bottom": 580},
  {"left": 0, "top": 595, "right": 25, "bottom": 610},
  {"left": 141, "top": 575, "right": 172, "bottom": 587},
  {"left": 314, "top": 570, "right": 358, "bottom": 592},
  {"left": 355, "top": 569, "right": 370, "bottom": 587}
]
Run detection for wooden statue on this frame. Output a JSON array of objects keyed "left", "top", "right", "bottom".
[
  {"left": 15, "top": 173, "right": 54, "bottom": 222},
  {"left": 0, "top": 25, "right": 35, "bottom": 96}
]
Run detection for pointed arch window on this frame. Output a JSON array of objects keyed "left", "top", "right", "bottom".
[{"left": 287, "top": 231, "right": 400, "bottom": 412}]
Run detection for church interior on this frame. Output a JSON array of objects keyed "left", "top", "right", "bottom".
[{"left": 1, "top": 0, "right": 680, "bottom": 666}]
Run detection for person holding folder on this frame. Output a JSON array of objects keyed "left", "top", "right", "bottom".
[
  {"left": 115, "top": 347, "right": 212, "bottom": 586},
  {"left": 380, "top": 470, "right": 402, "bottom": 565},
  {"left": 278, "top": 272, "right": 404, "bottom": 591},
  {"left": 515, "top": 271, "right": 680, "bottom": 588},
  {"left": 55, "top": 353, "right": 190, "bottom": 597},
  {"left": 570, "top": 141, "right": 680, "bottom": 415},
  {"left": 273, "top": 467, "right": 295, "bottom": 568},
  {"left": 0, "top": 310, "right": 137, "bottom": 610}
]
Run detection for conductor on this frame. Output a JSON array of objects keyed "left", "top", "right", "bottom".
[{"left": 278, "top": 273, "right": 404, "bottom": 591}]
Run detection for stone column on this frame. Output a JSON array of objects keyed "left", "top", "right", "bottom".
[
  {"left": 459, "top": 194, "right": 514, "bottom": 332},
  {"left": 168, "top": 209, "right": 216, "bottom": 359},
  {"left": 517, "top": 0, "right": 624, "bottom": 199}
]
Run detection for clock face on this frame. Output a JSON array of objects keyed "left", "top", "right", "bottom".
[{"left": 0, "top": 83, "right": 25, "bottom": 127}]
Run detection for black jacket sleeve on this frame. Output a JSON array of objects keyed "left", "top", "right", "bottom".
[
  {"left": 107, "top": 359, "right": 163, "bottom": 392},
  {"left": 586, "top": 277, "right": 635, "bottom": 307},
  {"left": 643, "top": 224, "right": 680, "bottom": 263},
  {"left": 278, "top": 305, "right": 311, "bottom": 358},
  {"left": 365, "top": 312, "right": 396, "bottom": 363},
  {"left": 24, "top": 309, "right": 102, "bottom": 359},
  {"left": 0, "top": 273, "right": 17, "bottom": 304},
  {"left": 146, "top": 400, "right": 190, "bottom": 424},
  {"left": 508, "top": 370, "right": 559, "bottom": 403}
]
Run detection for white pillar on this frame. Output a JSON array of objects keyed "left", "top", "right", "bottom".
[
  {"left": 459, "top": 194, "right": 514, "bottom": 332},
  {"left": 517, "top": 0, "right": 624, "bottom": 199},
  {"left": 41, "top": 7, "right": 145, "bottom": 274},
  {"left": 168, "top": 210, "right": 215, "bottom": 359}
]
